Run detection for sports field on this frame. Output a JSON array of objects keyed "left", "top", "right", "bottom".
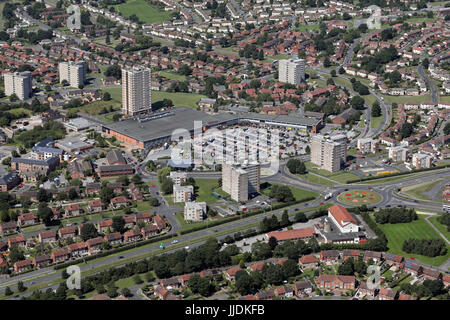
[
  {"left": 337, "top": 190, "right": 382, "bottom": 206},
  {"left": 116, "top": 0, "right": 171, "bottom": 24},
  {"left": 261, "top": 183, "right": 318, "bottom": 202},
  {"left": 378, "top": 215, "right": 450, "bottom": 266}
]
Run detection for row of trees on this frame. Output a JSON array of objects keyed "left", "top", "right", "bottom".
[
  {"left": 374, "top": 207, "right": 417, "bottom": 224},
  {"left": 402, "top": 238, "right": 447, "bottom": 257},
  {"left": 286, "top": 159, "right": 307, "bottom": 174}
]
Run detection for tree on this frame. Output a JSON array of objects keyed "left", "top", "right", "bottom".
[
  {"left": 17, "top": 281, "right": 26, "bottom": 292},
  {"left": 112, "top": 216, "right": 126, "bottom": 233},
  {"left": 323, "top": 57, "right": 331, "bottom": 68},
  {"left": 251, "top": 242, "right": 272, "bottom": 260},
  {"left": 9, "top": 245, "right": 25, "bottom": 263},
  {"left": 103, "top": 92, "right": 111, "bottom": 101},
  {"left": 4, "top": 286, "right": 13, "bottom": 296},
  {"left": 268, "top": 236, "right": 278, "bottom": 250},
  {"left": 282, "top": 259, "right": 300, "bottom": 278},
  {"left": 37, "top": 203, "right": 53, "bottom": 226},
  {"left": 121, "top": 287, "right": 131, "bottom": 297},
  {"left": 350, "top": 96, "right": 365, "bottom": 110},
  {"left": 338, "top": 66, "right": 345, "bottom": 74},
  {"left": 160, "top": 178, "right": 174, "bottom": 195},
  {"left": 281, "top": 212, "right": 290, "bottom": 227},
  {"left": 37, "top": 188, "right": 49, "bottom": 202},
  {"left": 286, "top": 159, "right": 306, "bottom": 174},
  {"left": 80, "top": 223, "right": 98, "bottom": 241},
  {"left": 99, "top": 186, "right": 115, "bottom": 204},
  {"left": 443, "top": 122, "right": 450, "bottom": 135},
  {"left": 133, "top": 274, "right": 143, "bottom": 284},
  {"left": 106, "top": 286, "right": 118, "bottom": 298},
  {"left": 104, "top": 65, "right": 122, "bottom": 79},
  {"left": 235, "top": 270, "right": 252, "bottom": 295},
  {"left": 295, "top": 212, "right": 308, "bottom": 223},
  {"left": 131, "top": 174, "right": 142, "bottom": 184},
  {"left": 68, "top": 188, "right": 78, "bottom": 200},
  {"left": 371, "top": 102, "right": 381, "bottom": 117}
]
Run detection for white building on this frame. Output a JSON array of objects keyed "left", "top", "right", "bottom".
[
  {"left": 357, "top": 138, "right": 378, "bottom": 154},
  {"left": 59, "top": 61, "right": 86, "bottom": 88},
  {"left": 412, "top": 153, "right": 432, "bottom": 169},
  {"left": 328, "top": 205, "right": 359, "bottom": 233},
  {"left": 184, "top": 201, "right": 207, "bottom": 221},
  {"left": 310, "top": 134, "right": 346, "bottom": 172},
  {"left": 122, "top": 66, "right": 152, "bottom": 116},
  {"left": 278, "top": 58, "right": 305, "bottom": 85},
  {"left": 173, "top": 184, "right": 194, "bottom": 203},
  {"left": 388, "top": 146, "right": 409, "bottom": 162},
  {"left": 169, "top": 171, "right": 188, "bottom": 185},
  {"left": 4, "top": 71, "right": 32, "bottom": 100},
  {"left": 222, "top": 163, "right": 260, "bottom": 202}
]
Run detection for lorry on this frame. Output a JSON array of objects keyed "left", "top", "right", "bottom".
[{"left": 324, "top": 192, "right": 333, "bottom": 200}]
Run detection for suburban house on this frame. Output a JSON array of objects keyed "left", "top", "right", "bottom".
[
  {"left": 68, "top": 242, "right": 88, "bottom": 257},
  {"left": 224, "top": 266, "right": 243, "bottom": 282},
  {"left": 33, "top": 254, "right": 52, "bottom": 269},
  {"left": 14, "top": 259, "right": 33, "bottom": 273},
  {"left": 328, "top": 205, "right": 359, "bottom": 233},
  {"left": 58, "top": 226, "right": 76, "bottom": 239},
  {"left": 266, "top": 227, "right": 316, "bottom": 243},
  {"left": 8, "top": 235, "right": 26, "bottom": 248},
  {"left": 384, "top": 253, "right": 405, "bottom": 269},
  {"left": 320, "top": 250, "right": 340, "bottom": 264},
  {"left": 104, "top": 232, "right": 122, "bottom": 245},
  {"left": 51, "top": 248, "right": 70, "bottom": 263},
  {"left": 421, "top": 268, "right": 442, "bottom": 281},
  {"left": 124, "top": 229, "right": 142, "bottom": 242},
  {"left": 141, "top": 225, "right": 159, "bottom": 238},
  {"left": 0, "top": 221, "right": 17, "bottom": 235},
  {"left": 298, "top": 255, "right": 319, "bottom": 269},
  {"left": 342, "top": 250, "right": 360, "bottom": 260},
  {"left": 38, "top": 230, "right": 57, "bottom": 243},
  {"left": 315, "top": 275, "right": 355, "bottom": 291},
  {"left": 17, "top": 213, "right": 39, "bottom": 227},
  {"left": 65, "top": 203, "right": 83, "bottom": 217},
  {"left": 97, "top": 219, "right": 113, "bottom": 233},
  {"left": 404, "top": 261, "right": 423, "bottom": 276},
  {"left": 357, "top": 281, "right": 375, "bottom": 298},
  {"left": 363, "top": 251, "right": 382, "bottom": 264},
  {"left": 377, "top": 288, "right": 398, "bottom": 300},
  {"left": 86, "top": 237, "right": 104, "bottom": 254},
  {"left": 293, "top": 280, "right": 314, "bottom": 296},
  {"left": 274, "top": 286, "right": 294, "bottom": 298},
  {"left": 110, "top": 196, "right": 130, "bottom": 209},
  {"left": 88, "top": 199, "right": 105, "bottom": 212}
]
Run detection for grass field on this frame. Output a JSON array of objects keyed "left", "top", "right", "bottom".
[
  {"left": 260, "top": 182, "right": 318, "bottom": 202},
  {"left": 428, "top": 216, "right": 450, "bottom": 242},
  {"left": 297, "top": 173, "right": 336, "bottom": 186},
  {"left": 378, "top": 215, "right": 450, "bottom": 266},
  {"left": 78, "top": 100, "right": 122, "bottom": 115},
  {"left": 158, "top": 71, "right": 187, "bottom": 82},
  {"left": 116, "top": 0, "right": 171, "bottom": 24},
  {"left": 295, "top": 23, "right": 320, "bottom": 32},
  {"left": 337, "top": 190, "right": 382, "bottom": 206},
  {"left": 402, "top": 180, "right": 442, "bottom": 201},
  {"left": 380, "top": 94, "right": 432, "bottom": 104},
  {"left": 6, "top": 107, "right": 32, "bottom": 117},
  {"left": 370, "top": 115, "right": 382, "bottom": 129},
  {"left": 194, "top": 178, "right": 230, "bottom": 203}
]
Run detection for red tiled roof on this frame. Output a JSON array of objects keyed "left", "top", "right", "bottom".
[
  {"left": 299, "top": 255, "right": 318, "bottom": 264},
  {"left": 267, "top": 227, "right": 315, "bottom": 241},
  {"left": 328, "top": 205, "right": 357, "bottom": 227}
]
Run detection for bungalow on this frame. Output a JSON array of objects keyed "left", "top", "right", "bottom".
[
  {"left": 86, "top": 237, "right": 104, "bottom": 254},
  {"left": 404, "top": 261, "right": 423, "bottom": 276},
  {"left": 255, "top": 289, "right": 275, "bottom": 300},
  {"left": 38, "top": 230, "right": 57, "bottom": 243},
  {"left": 104, "top": 232, "right": 122, "bottom": 245},
  {"left": 384, "top": 253, "right": 404, "bottom": 268},
  {"left": 299, "top": 255, "right": 319, "bottom": 269},
  {"left": 443, "top": 274, "right": 450, "bottom": 287},
  {"left": 274, "top": 286, "right": 294, "bottom": 298},
  {"left": 200, "top": 269, "right": 220, "bottom": 279},
  {"left": 8, "top": 235, "right": 26, "bottom": 248},
  {"left": 357, "top": 281, "right": 375, "bottom": 297},
  {"left": 17, "top": 213, "right": 39, "bottom": 226},
  {"left": 250, "top": 262, "right": 265, "bottom": 272},
  {"left": 65, "top": 203, "right": 82, "bottom": 217},
  {"left": 58, "top": 226, "right": 76, "bottom": 239},
  {"left": 110, "top": 196, "right": 130, "bottom": 209},
  {"left": 68, "top": 242, "right": 88, "bottom": 257},
  {"left": 320, "top": 250, "right": 340, "bottom": 264},
  {"left": 293, "top": 280, "right": 314, "bottom": 296},
  {"left": 14, "top": 259, "right": 33, "bottom": 273},
  {"left": 421, "top": 268, "right": 442, "bottom": 281},
  {"left": 88, "top": 199, "right": 105, "bottom": 212},
  {"left": 124, "top": 229, "right": 142, "bottom": 242},
  {"left": 33, "top": 254, "right": 52, "bottom": 269},
  {"left": 377, "top": 288, "right": 397, "bottom": 300},
  {"left": 160, "top": 276, "right": 181, "bottom": 289},
  {"left": 363, "top": 251, "right": 382, "bottom": 264},
  {"left": 0, "top": 221, "right": 17, "bottom": 235},
  {"left": 316, "top": 275, "right": 355, "bottom": 291},
  {"left": 342, "top": 250, "right": 360, "bottom": 260},
  {"left": 51, "top": 248, "right": 70, "bottom": 263},
  {"left": 398, "top": 293, "right": 418, "bottom": 300},
  {"left": 224, "top": 266, "right": 243, "bottom": 282}
]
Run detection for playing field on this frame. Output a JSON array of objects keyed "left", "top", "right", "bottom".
[
  {"left": 260, "top": 183, "right": 318, "bottom": 202},
  {"left": 378, "top": 215, "right": 450, "bottom": 266},
  {"left": 337, "top": 189, "right": 382, "bottom": 205},
  {"left": 116, "top": 0, "right": 171, "bottom": 24}
]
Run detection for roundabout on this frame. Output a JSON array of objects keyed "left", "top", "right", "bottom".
[{"left": 337, "top": 189, "right": 382, "bottom": 206}]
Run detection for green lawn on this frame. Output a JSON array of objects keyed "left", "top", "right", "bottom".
[
  {"left": 136, "top": 201, "right": 152, "bottom": 212},
  {"left": 116, "top": 0, "right": 171, "bottom": 24},
  {"left": 370, "top": 116, "right": 382, "bottom": 129},
  {"left": 338, "top": 190, "right": 382, "bottom": 206},
  {"left": 260, "top": 183, "right": 318, "bottom": 202},
  {"left": 402, "top": 180, "right": 443, "bottom": 201},
  {"left": 297, "top": 173, "right": 336, "bottom": 186},
  {"left": 77, "top": 100, "right": 122, "bottom": 115},
  {"left": 194, "top": 178, "right": 230, "bottom": 204},
  {"left": 378, "top": 215, "right": 450, "bottom": 266},
  {"left": 158, "top": 71, "right": 187, "bottom": 82},
  {"left": 6, "top": 107, "right": 32, "bottom": 117},
  {"left": 295, "top": 23, "right": 320, "bottom": 32},
  {"left": 380, "top": 94, "right": 432, "bottom": 104},
  {"left": 428, "top": 216, "right": 450, "bottom": 242}
]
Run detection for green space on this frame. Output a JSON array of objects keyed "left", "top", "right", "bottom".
[
  {"left": 295, "top": 23, "right": 320, "bottom": 32},
  {"left": 115, "top": 0, "right": 171, "bottom": 24},
  {"left": 6, "top": 107, "right": 32, "bottom": 117},
  {"left": 378, "top": 214, "right": 450, "bottom": 266},
  {"left": 428, "top": 216, "right": 450, "bottom": 242},
  {"left": 337, "top": 189, "right": 382, "bottom": 206},
  {"left": 267, "top": 53, "right": 291, "bottom": 60},
  {"left": 260, "top": 182, "right": 318, "bottom": 202},
  {"left": 77, "top": 100, "right": 122, "bottom": 115},
  {"left": 194, "top": 178, "right": 230, "bottom": 204},
  {"left": 380, "top": 94, "right": 432, "bottom": 104},
  {"left": 297, "top": 173, "right": 336, "bottom": 186},
  {"left": 370, "top": 115, "right": 382, "bottom": 129},
  {"left": 295, "top": 161, "right": 360, "bottom": 185},
  {"left": 158, "top": 71, "right": 187, "bottom": 82},
  {"left": 401, "top": 180, "right": 442, "bottom": 201}
]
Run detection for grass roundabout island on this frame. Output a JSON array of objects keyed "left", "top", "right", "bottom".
[{"left": 337, "top": 189, "right": 382, "bottom": 206}]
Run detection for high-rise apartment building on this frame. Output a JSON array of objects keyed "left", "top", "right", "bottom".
[
  {"left": 59, "top": 61, "right": 86, "bottom": 88},
  {"left": 122, "top": 66, "right": 152, "bottom": 116},
  {"left": 278, "top": 58, "right": 305, "bottom": 85},
  {"left": 311, "top": 134, "right": 346, "bottom": 172},
  {"left": 357, "top": 138, "right": 379, "bottom": 154},
  {"left": 184, "top": 202, "right": 207, "bottom": 221},
  {"left": 222, "top": 163, "right": 260, "bottom": 202},
  {"left": 4, "top": 71, "right": 32, "bottom": 100}
]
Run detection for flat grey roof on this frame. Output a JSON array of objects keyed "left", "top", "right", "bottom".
[{"left": 102, "top": 107, "right": 322, "bottom": 144}]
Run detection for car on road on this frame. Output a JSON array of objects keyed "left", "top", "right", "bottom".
[
  {"left": 184, "top": 246, "right": 190, "bottom": 250},
  {"left": 320, "top": 202, "right": 324, "bottom": 205},
  {"left": 118, "top": 256, "right": 124, "bottom": 259},
  {"left": 171, "top": 240, "right": 178, "bottom": 244},
  {"left": 294, "top": 208, "right": 299, "bottom": 211},
  {"left": 386, "top": 205, "right": 391, "bottom": 208},
  {"left": 214, "top": 229, "right": 218, "bottom": 232}
]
